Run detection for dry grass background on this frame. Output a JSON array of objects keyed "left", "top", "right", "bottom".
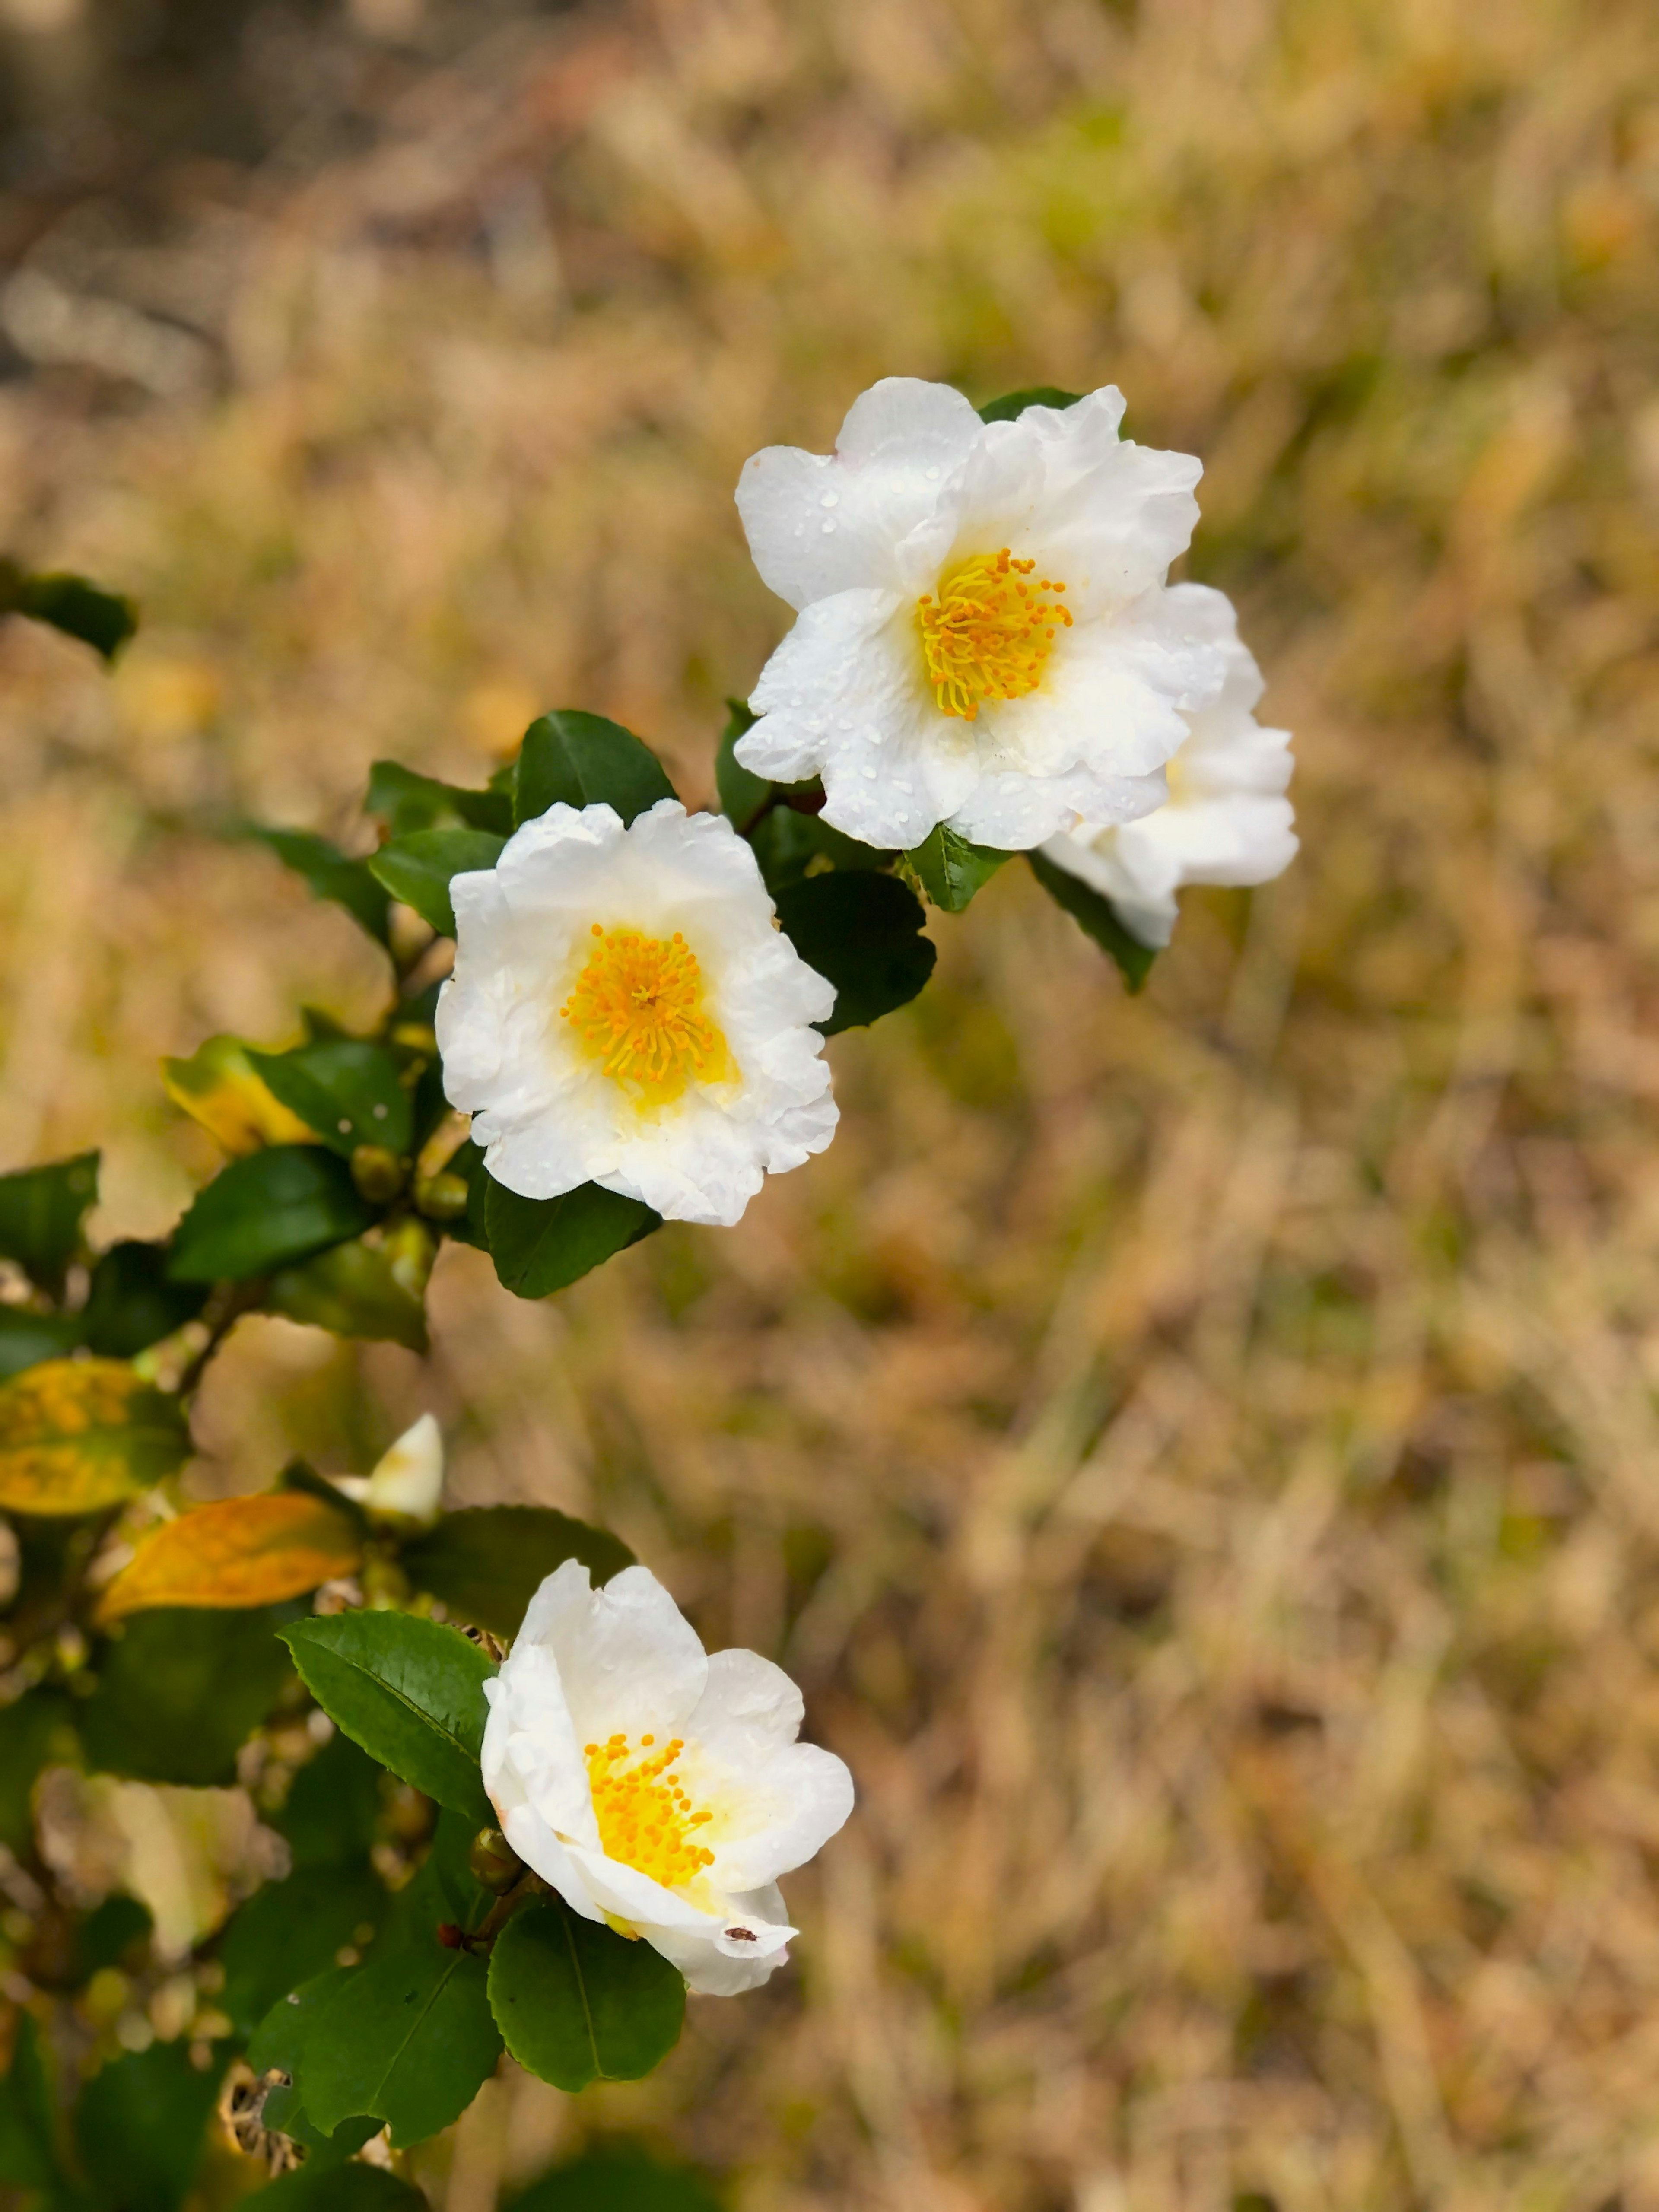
[{"left": 2, "top": 0, "right": 1658, "bottom": 2204}]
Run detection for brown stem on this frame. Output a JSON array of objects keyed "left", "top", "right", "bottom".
[
  {"left": 175, "top": 1277, "right": 268, "bottom": 1400},
  {"left": 736, "top": 784, "right": 827, "bottom": 840}
]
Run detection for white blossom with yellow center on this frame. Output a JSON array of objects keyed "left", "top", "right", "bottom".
[
  {"left": 1041, "top": 587, "right": 1297, "bottom": 947},
  {"left": 435, "top": 800, "right": 837, "bottom": 1228},
  {"left": 481, "top": 1561, "right": 855, "bottom": 1996},
  {"left": 735, "top": 378, "right": 1234, "bottom": 850}
]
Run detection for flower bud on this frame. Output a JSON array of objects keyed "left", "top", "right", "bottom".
[
  {"left": 350, "top": 1144, "right": 407, "bottom": 1205},
  {"left": 414, "top": 1170, "right": 470, "bottom": 1222},
  {"left": 363, "top": 1413, "right": 444, "bottom": 1527},
  {"left": 468, "top": 1827, "right": 523, "bottom": 1893}
]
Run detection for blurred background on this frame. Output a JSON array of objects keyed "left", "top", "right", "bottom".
[{"left": 2, "top": 0, "right": 1657, "bottom": 2205}]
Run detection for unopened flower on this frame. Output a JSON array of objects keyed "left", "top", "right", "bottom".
[
  {"left": 333, "top": 1413, "right": 445, "bottom": 1526},
  {"left": 482, "top": 1561, "right": 853, "bottom": 1995},
  {"left": 435, "top": 801, "right": 837, "bottom": 1228},
  {"left": 1040, "top": 587, "right": 1297, "bottom": 947},
  {"left": 735, "top": 378, "right": 1230, "bottom": 850}
]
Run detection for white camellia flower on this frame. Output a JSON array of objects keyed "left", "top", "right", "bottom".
[
  {"left": 482, "top": 1561, "right": 854, "bottom": 1995},
  {"left": 734, "top": 377, "right": 1233, "bottom": 851},
  {"left": 1039, "top": 585, "right": 1297, "bottom": 947},
  {"left": 332, "top": 1413, "right": 445, "bottom": 1526},
  {"left": 435, "top": 799, "right": 838, "bottom": 1229}
]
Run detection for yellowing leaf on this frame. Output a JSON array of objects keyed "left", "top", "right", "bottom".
[
  {"left": 0, "top": 1358, "right": 191, "bottom": 1516},
  {"left": 96, "top": 1491, "right": 364, "bottom": 1623},
  {"left": 161, "top": 1035, "right": 315, "bottom": 1156}
]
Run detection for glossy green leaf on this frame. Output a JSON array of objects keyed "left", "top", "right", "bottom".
[
  {"left": 487, "top": 1897, "right": 684, "bottom": 2091},
  {"left": 1026, "top": 850, "right": 1157, "bottom": 992},
  {"left": 0, "top": 1689, "right": 78, "bottom": 1856},
  {"left": 0, "top": 1150, "right": 98, "bottom": 1297},
  {"left": 903, "top": 826, "right": 1013, "bottom": 913},
  {"left": 976, "top": 386, "right": 1084, "bottom": 423},
  {"left": 82, "top": 1241, "right": 207, "bottom": 1359},
  {"left": 368, "top": 830, "right": 505, "bottom": 938},
  {"left": 248, "top": 1041, "right": 413, "bottom": 1159},
  {"left": 714, "top": 698, "right": 767, "bottom": 828},
  {"left": 773, "top": 871, "right": 936, "bottom": 1035},
  {"left": 483, "top": 1175, "right": 658, "bottom": 1300},
  {"left": 513, "top": 711, "right": 677, "bottom": 829},
  {"left": 246, "top": 2161, "right": 426, "bottom": 2212},
  {"left": 0, "top": 563, "right": 137, "bottom": 659},
  {"left": 266, "top": 1232, "right": 429, "bottom": 1352},
  {"left": 508, "top": 2146, "right": 723, "bottom": 2212},
  {"left": 403, "top": 1506, "right": 633, "bottom": 1639},
  {"left": 80, "top": 1606, "right": 296, "bottom": 1786},
  {"left": 247, "top": 1964, "right": 356, "bottom": 2078},
  {"left": 219, "top": 1865, "right": 386, "bottom": 2037},
  {"left": 256, "top": 2094, "right": 381, "bottom": 2174},
  {"left": 366, "top": 760, "right": 513, "bottom": 837},
  {"left": 747, "top": 804, "right": 882, "bottom": 894},
  {"left": 74, "top": 2037, "right": 223, "bottom": 2212},
  {"left": 0, "top": 1308, "right": 81, "bottom": 1380},
  {"left": 168, "top": 1146, "right": 376, "bottom": 1282},
  {"left": 298, "top": 1931, "right": 502, "bottom": 2147},
  {"left": 279, "top": 1612, "right": 495, "bottom": 1826},
  {"left": 250, "top": 828, "right": 392, "bottom": 949},
  {"left": 0, "top": 1358, "right": 191, "bottom": 1515},
  {"left": 0, "top": 2014, "right": 58, "bottom": 2190},
  {"left": 274, "top": 1729, "right": 385, "bottom": 1869}
]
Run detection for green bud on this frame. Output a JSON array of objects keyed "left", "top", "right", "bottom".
[
  {"left": 415, "top": 1170, "right": 470, "bottom": 1223},
  {"left": 351, "top": 1144, "right": 407, "bottom": 1204},
  {"left": 359, "top": 1555, "right": 412, "bottom": 1609},
  {"left": 469, "top": 1827, "right": 523, "bottom": 1893}
]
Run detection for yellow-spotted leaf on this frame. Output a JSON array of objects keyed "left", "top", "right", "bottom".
[
  {"left": 0, "top": 1358, "right": 191, "bottom": 1516},
  {"left": 96, "top": 1491, "right": 364, "bottom": 1623},
  {"left": 161, "top": 1035, "right": 315, "bottom": 1156}
]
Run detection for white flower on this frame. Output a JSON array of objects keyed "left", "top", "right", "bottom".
[
  {"left": 481, "top": 1561, "right": 854, "bottom": 1996},
  {"left": 334, "top": 1413, "right": 444, "bottom": 1526},
  {"left": 435, "top": 799, "right": 838, "bottom": 1230},
  {"left": 1039, "top": 585, "right": 1297, "bottom": 947},
  {"left": 735, "top": 377, "right": 1231, "bottom": 851}
]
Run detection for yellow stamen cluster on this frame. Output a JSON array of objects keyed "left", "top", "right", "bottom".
[
  {"left": 916, "top": 549, "right": 1073, "bottom": 721},
  {"left": 585, "top": 1732, "right": 716, "bottom": 1890},
  {"left": 560, "top": 925, "right": 731, "bottom": 1108}
]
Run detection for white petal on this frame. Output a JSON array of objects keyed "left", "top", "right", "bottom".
[
  {"left": 362, "top": 1414, "right": 444, "bottom": 1524},
  {"left": 704, "top": 1741, "right": 854, "bottom": 1893},
  {"left": 520, "top": 1562, "right": 709, "bottom": 1747},
  {"left": 737, "top": 378, "right": 982, "bottom": 611},
  {"left": 686, "top": 1647, "right": 805, "bottom": 1763},
  {"left": 644, "top": 1883, "right": 796, "bottom": 1996}
]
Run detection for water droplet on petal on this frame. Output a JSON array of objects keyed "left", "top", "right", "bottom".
[
  {"left": 925, "top": 466, "right": 941, "bottom": 482},
  {"left": 821, "top": 520, "right": 836, "bottom": 534},
  {"left": 820, "top": 491, "right": 839, "bottom": 509}
]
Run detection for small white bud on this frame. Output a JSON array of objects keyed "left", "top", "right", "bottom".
[{"left": 363, "top": 1414, "right": 444, "bottom": 1526}]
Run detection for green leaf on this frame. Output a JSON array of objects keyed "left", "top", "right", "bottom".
[
  {"left": 772, "top": 871, "right": 936, "bottom": 1035},
  {"left": 168, "top": 1146, "right": 376, "bottom": 1283},
  {"left": 487, "top": 1897, "right": 684, "bottom": 2091},
  {"left": 368, "top": 830, "right": 505, "bottom": 938},
  {"left": 248, "top": 1041, "right": 414, "bottom": 1159},
  {"left": 245, "top": 2162, "right": 426, "bottom": 2212},
  {"left": 219, "top": 1865, "right": 386, "bottom": 2037},
  {"left": 73, "top": 2038, "right": 223, "bottom": 2212},
  {"left": 255, "top": 2096, "right": 381, "bottom": 2175},
  {"left": 279, "top": 1613, "right": 495, "bottom": 1826},
  {"left": 403, "top": 1507, "right": 633, "bottom": 1639},
  {"left": 72, "top": 1893, "right": 153, "bottom": 1980},
  {"left": 483, "top": 1176, "right": 659, "bottom": 1300},
  {"left": 274, "top": 1729, "right": 385, "bottom": 1869},
  {"left": 976, "top": 387, "right": 1084, "bottom": 424},
  {"left": 750, "top": 806, "right": 885, "bottom": 895},
  {"left": 249, "top": 828, "right": 392, "bottom": 949},
  {"left": 366, "top": 761, "right": 513, "bottom": 837},
  {"left": 376, "top": 1809, "right": 490, "bottom": 1958},
  {"left": 0, "top": 1359, "right": 191, "bottom": 1516},
  {"left": 266, "top": 1233, "right": 429, "bottom": 1352},
  {"left": 513, "top": 711, "right": 677, "bottom": 829},
  {"left": 508, "top": 2147, "right": 723, "bottom": 2212},
  {"left": 903, "top": 826, "right": 1013, "bottom": 913},
  {"left": 80, "top": 1606, "right": 296, "bottom": 1786},
  {"left": 1026, "top": 849, "right": 1157, "bottom": 992},
  {"left": 0, "top": 1690, "right": 78, "bottom": 1856},
  {"left": 0, "top": 2013, "right": 58, "bottom": 2190},
  {"left": 82, "top": 1242, "right": 207, "bottom": 1359},
  {"left": 714, "top": 698, "right": 768, "bottom": 828},
  {"left": 0, "top": 563, "right": 137, "bottom": 659},
  {"left": 297, "top": 1932, "right": 502, "bottom": 2147},
  {"left": 0, "top": 1308, "right": 82, "bottom": 1380},
  {"left": 248, "top": 1965, "right": 356, "bottom": 2077},
  {"left": 0, "top": 1150, "right": 99, "bottom": 1297}
]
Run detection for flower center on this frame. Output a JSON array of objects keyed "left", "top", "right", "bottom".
[
  {"left": 585, "top": 1732, "right": 716, "bottom": 1891},
  {"left": 560, "top": 925, "right": 732, "bottom": 1107},
  {"left": 916, "top": 549, "right": 1073, "bottom": 721}
]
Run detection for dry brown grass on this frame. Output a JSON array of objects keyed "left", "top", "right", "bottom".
[{"left": 3, "top": 0, "right": 1659, "bottom": 2204}]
